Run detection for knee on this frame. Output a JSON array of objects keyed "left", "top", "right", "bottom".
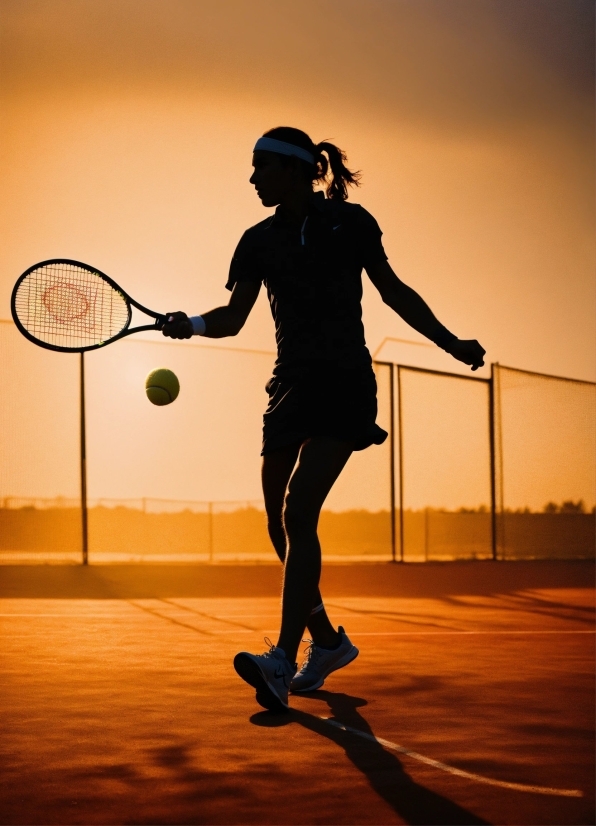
[
  {"left": 283, "top": 494, "right": 318, "bottom": 538},
  {"left": 266, "top": 509, "right": 284, "bottom": 538}
]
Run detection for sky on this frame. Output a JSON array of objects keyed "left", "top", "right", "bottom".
[{"left": 1, "top": 0, "right": 594, "bottom": 509}]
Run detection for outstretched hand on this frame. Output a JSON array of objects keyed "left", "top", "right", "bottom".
[
  {"left": 446, "top": 339, "right": 486, "bottom": 371},
  {"left": 162, "top": 311, "right": 193, "bottom": 339}
]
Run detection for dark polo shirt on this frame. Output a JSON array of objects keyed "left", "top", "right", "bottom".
[{"left": 226, "top": 191, "right": 387, "bottom": 375}]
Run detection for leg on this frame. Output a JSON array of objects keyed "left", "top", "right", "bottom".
[
  {"left": 262, "top": 444, "right": 341, "bottom": 648},
  {"left": 262, "top": 443, "right": 300, "bottom": 566},
  {"left": 277, "top": 438, "right": 353, "bottom": 664}
]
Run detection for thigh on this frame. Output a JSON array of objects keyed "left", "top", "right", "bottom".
[
  {"left": 285, "top": 438, "right": 353, "bottom": 523},
  {"left": 261, "top": 442, "right": 302, "bottom": 519}
]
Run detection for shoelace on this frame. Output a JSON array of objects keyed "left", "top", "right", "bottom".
[
  {"left": 298, "top": 639, "right": 321, "bottom": 672},
  {"left": 261, "top": 637, "right": 295, "bottom": 676}
]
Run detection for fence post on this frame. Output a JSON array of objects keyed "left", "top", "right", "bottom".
[
  {"left": 489, "top": 363, "right": 498, "bottom": 561},
  {"left": 80, "top": 352, "right": 88, "bottom": 566},
  {"left": 397, "top": 365, "right": 405, "bottom": 562},
  {"left": 389, "top": 364, "right": 397, "bottom": 562}
]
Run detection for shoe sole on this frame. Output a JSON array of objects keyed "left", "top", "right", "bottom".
[
  {"left": 290, "top": 645, "right": 359, "bottom": 693},
  {"left": 233, "top": 653, "right": 290, "bottom": 713}
]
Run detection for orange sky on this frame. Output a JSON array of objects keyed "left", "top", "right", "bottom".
[
  {"left": 1, "top": 0, "right": 594, "bottom": 378},
  {"left": 0, "top": 0, "right": 594, "bottom": 508}
]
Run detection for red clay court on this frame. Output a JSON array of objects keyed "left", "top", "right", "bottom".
[{"left": 0, "top": 560, "right": 594, "bottom": 825}]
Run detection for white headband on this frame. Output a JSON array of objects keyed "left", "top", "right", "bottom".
[{"left": 253, "top": 137, "right": 315, "bottom": 165}]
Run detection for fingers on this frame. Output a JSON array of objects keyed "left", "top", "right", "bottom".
[
  {"left": 469, "top": 342, "right": 485, "bottom": 371},
  {"left": 162, "top": 312, "right": 193, "bottom": 339},
  {"left": 451, "top": 339, "right": 486, "bottom": 371},
  {"left": 473, "top": 341, "right": 486, "bottom": 370},
  {"left": 471, "top": 341, "right": 486, "bottom": 370}
]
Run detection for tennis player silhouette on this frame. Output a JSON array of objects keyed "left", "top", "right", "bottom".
[{"left": 163, "top": 126, "right": 485, "bottom": 712}]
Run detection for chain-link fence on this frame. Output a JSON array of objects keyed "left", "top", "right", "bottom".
[
  {"left": 493, "top": 365, "right": 596, "bottom": 559},
  {"left": 1, "top": 319, "right": 594, "bottom": 563},
  {"left": 394, "top": 363, "right": 595, "bottom": 561},
  {"left": 396, "top": 366, "right": 493, "bottom": 562}
]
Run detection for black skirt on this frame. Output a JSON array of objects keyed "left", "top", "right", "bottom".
[{"left": 261, "top": 360, "right": 388, "bottom": 455}]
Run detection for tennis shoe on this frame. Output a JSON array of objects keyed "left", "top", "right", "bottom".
[
  {"left": 234, "top": 639, "right": 296, "bottom": 713},
  {"left": 290, "top": 626, "right": 359, "bottom": 693}
]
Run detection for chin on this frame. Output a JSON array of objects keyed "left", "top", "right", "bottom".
[{"left": 258, "top": 193, "right": 279, "bottom": 208}]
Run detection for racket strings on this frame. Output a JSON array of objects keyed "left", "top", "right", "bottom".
[{"left": 14, "top": 263, "right": 130, "bottom": 349}]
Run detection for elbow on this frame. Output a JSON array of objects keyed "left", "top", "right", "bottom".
[
  {"left": 381, "top": 290, "right": 400, "bottom": 311},
  {"left": 381, "top": 282, "right": 409, "bottom": 312}
]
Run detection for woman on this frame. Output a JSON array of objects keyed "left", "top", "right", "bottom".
[{"left": 163, "top": 126, "right": 485, "bottom": 712}]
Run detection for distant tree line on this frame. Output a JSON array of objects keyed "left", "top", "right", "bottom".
[
  {"left": 542, "top": 500, "right": 592, "bottom": 514},
  {"left": 455, "top": 501, "right": 594, "bottom": 514}
]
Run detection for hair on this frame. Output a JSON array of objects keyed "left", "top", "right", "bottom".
[{"left": 262, "top": 126, "right": 361, "bottom": 201}]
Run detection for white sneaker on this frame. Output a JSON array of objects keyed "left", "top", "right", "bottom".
[
  {"left": 234, "top": 639, "right": 296, "bottom": 712},
  {"left": 290, "top": 626, "right": 359, "bottom": 693}
]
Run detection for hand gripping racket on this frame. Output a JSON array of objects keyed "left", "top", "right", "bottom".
[{"left": 11, "top": 259, "right": 168, "bottom": 353}]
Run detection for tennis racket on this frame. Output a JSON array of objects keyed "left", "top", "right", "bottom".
[{"left": 11, "top": 259, "right": 168, "bottom": 353}]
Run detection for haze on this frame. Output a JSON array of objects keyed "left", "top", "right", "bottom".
[{"left": 0, "top": 0, "right": 593, "bottom": 513}]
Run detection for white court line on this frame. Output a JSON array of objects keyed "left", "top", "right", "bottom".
[
  {"left": 319, "top": 718, "right": 584, "bottom": 798},
  {"left": 346, "top": 630, "right": 595, "bottom": 636},
  {"left": 259, "top": 629, "right": 595, "bottom": 637},
  {"left": 0, "top": 614, "right": 132, "bottom": 618}
]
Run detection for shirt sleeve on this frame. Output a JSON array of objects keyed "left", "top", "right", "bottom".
[
  {"left": 354, "top": 206, "right": 388, "bottom": 270},
  {"left": 225, "top": 230, "right": 263, "bottom": 291}
]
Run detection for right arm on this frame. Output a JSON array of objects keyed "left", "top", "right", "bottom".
[
  {"left": 161, "top": 281, "right": 261, "bottom": 340},
  {"left": 367, "top": 259, "right": 485, "bottom": 370}
]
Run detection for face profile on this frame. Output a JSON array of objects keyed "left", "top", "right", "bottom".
[{"left": 250, "top": 150, "right": 304, "bottom": 208}]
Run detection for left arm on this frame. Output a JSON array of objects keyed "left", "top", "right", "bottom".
[{"left": 366, "top": 259, "right": 486, "bottom": 371}]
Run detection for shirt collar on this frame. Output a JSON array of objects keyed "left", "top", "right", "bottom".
[{"left": 270, "top": 190, "right": 327, "bottom": 227}]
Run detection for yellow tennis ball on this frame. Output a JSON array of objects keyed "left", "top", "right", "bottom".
[{"left": 145, "top": 368, "right": 180, "bottom": 406}]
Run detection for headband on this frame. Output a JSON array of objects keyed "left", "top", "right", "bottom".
[{"left": 253, "top": 137, "right": 315, "bottom": 165}]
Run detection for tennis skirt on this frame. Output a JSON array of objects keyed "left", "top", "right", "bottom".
[{"left": 261, "top": 360, "right": 388, "bottom": 455}]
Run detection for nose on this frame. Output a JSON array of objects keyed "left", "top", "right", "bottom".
[{"left": 249, "top": 170, "right": 258, "bottom": 185}]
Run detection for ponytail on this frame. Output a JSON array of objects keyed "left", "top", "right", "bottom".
[
  {"left": 314, "top": 141, "right": 361, "bottom": 201},
  {"left": 261, "top": 126, "right": 361, "bottom": 201}
]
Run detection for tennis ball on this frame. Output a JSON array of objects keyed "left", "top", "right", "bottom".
[{"left": 145, "top": 368, "right": 180, "bottom": 406}]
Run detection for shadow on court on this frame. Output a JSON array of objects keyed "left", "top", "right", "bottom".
[
  {"left": 0, "top": 562, "right": 594, "bottom": 825},
  {"left": 252, "top": 691, "right": 490, "bottom": 825},
  {"left": 0, "top": 559, "right": 593, "bottom": 599}
]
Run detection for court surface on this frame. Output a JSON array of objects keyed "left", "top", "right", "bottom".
[{"left": 0, "top": 561, "right": 594, "bottom": 825}]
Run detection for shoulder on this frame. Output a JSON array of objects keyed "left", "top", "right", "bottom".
[
  {"left": 329, "top": 201, "right": 386, "bottom": 263},
  {"left": 232, "top": 216, "right": 275, "bottom": 258},
  {"left": 327, "top": 202, "right": 384, "bottom": 244},
  {"left": 227, "top": 217, "right": 275, "bottom": 289},
  {"left": 240, "top": 215, "right": 275, "bottom": 240},
  {"left": 324, "top": 199, "right": 380, "bottom": 227}
]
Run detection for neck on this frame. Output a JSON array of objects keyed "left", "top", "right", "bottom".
[{"left": 277, "top": 187, "right": 312, "bottom": 223}]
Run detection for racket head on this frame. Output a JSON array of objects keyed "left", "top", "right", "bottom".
[{"left": 11, "top": 259, "right": 133, "bottom": 352}]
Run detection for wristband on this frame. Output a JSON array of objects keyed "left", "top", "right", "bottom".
[
  {"left": 190, "top": 315, "right": 206, "bottom": 336},
  {"left": 433, "top": 326, "right": 458, "bottom": 351}
]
